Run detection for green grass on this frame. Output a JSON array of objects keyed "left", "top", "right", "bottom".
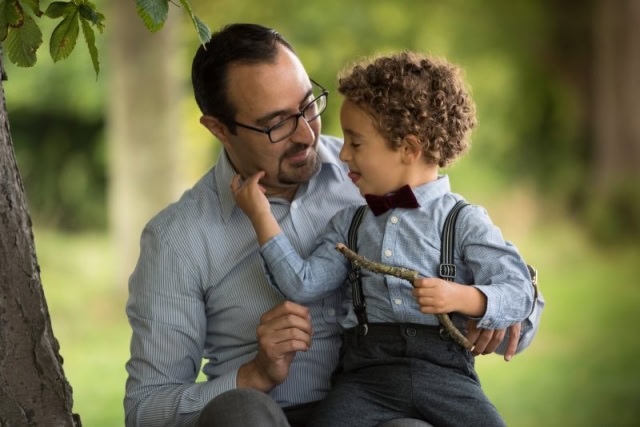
[{"left": 33, "top": 214, "right": 640, "bottom": 426}]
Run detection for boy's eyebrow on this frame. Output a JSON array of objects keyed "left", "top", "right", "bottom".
[
  {"left": 254, "top": 86, "right": 314, "bottom": 126},
  {"left": 343, "top": 128, "right": 364, "bottom": 138}
]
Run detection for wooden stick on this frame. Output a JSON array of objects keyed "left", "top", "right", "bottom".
[{"left": 336, "top": 243, "right": 475, "bottom": 351}]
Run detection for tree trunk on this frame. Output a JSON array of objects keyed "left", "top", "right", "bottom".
[
  {"left": 592, "top": 0, "right": 640, "bottom": 189},
  {"left": 108, "top": 0, "right": 184, "bottom": 286},
  {"left": 0, "top": 50, "right": 79, "bottom": 426}
]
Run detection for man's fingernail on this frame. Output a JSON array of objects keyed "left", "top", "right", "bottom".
[{"left": 505, "top": 355, "right": 512, "bottom": 361}]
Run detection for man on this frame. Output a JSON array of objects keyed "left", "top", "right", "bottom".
[{"left": 124, "top": 23, "right": 544, "bottom": 427}]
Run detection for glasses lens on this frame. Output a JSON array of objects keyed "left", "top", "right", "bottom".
[
  {"left": 302, "top": 94, "right": 327, "bottom": 122},
  {"left": 269, "top": 116, "right": 298, "bottom": 143}
]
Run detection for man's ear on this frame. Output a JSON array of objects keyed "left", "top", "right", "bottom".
[
  {"left": 400, "top": 135, "right": 423, "bottom": 164},
  {"left": 200, "top": 115, "right": 232, "bottom": 148}
]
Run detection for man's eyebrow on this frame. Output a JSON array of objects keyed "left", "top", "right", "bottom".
[{"left": 254, "top": 86, "right": 314, "bottom": 126}]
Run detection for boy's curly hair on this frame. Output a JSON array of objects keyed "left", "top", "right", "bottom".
[{"left": 338, "top": 52, "right": 477, "bottom": 167}]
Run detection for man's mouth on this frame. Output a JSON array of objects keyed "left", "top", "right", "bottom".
[{"left": 285, "top": 147, "right": 311, "bottom": 164}]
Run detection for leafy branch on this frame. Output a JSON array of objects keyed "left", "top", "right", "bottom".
[{"left": 0, "top": 0, "right": 211, "bottom": 77}]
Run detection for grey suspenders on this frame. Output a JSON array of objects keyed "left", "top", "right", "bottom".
[
  {"left": 346, "top": 200, "right": 469, "bottom": 335},
  {"left": 347, "top": 205, "right": 369, "bottom": 335}
]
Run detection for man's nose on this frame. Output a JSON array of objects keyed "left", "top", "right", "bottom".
[{"left": 290, "top": 116, "right": 315, "bottom": 145}]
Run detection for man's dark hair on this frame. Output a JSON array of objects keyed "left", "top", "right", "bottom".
[{"left": 191, "top": 23, "right": 295, "bottom": 132}]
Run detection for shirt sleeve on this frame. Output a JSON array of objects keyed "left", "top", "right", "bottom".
[
  {"left": 457, "top": 205, "right": 536, "bottom": 330},
  {"left": 260, "top": 208, "right": 353, "bottom": 303},
  {"left": 124, "top": 224, "right": 236, "bottom": 427}
]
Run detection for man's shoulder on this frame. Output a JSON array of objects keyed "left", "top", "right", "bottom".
[{"left": 146, "top": 168, "right": 222, "bottom": 239}]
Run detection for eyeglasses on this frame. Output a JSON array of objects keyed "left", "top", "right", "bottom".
[{"left": 230, "top": 79, "right": 328, "bottom": 143}]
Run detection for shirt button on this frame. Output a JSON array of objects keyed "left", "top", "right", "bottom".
[
  {"left": 328, "top": 308, "right": 336, "bottom": 316},
  {"left": 384, "top": 249, "right": 392, "bottom": 257},
  {"left": 394, "top": 298, "right": 402, "bottom": 305},
  {"left": 291, "top": 201, "right": 298, "bottom": 209},
  {"left": 406, "top": 327, "right": 417, "bottom": 337},
  {"left": 390, "top": 216, "right": 399, "bottom": 224}
]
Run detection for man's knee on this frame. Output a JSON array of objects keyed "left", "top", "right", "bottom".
[
  {"left": 198, "top": 388, "right": 289, "bottom": 427},
  {"left": 378, "top": 419, "right": 433, "bottom": 427}
]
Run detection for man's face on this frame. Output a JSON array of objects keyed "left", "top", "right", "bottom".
[{"left": 219, "top": 46, "right": 321, "bottom": 196}]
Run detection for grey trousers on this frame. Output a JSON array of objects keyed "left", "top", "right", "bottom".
[
  {"left": 197, "top": 388, "right": 431, "bottom": 427},
  {"left": 308, "top": 323, "right": 505, "bottom": 427}
]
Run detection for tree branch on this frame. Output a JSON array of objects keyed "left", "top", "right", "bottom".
[{"left": 335, "top": 243, "right": 475, "bottom": 351}]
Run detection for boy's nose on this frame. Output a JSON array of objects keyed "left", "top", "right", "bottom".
[{"left": 339, "top": 145, "right": 350, "bottom": 162}]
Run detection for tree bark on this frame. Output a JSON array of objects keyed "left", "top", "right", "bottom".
[
  {"left": 108, "top": 0, "right": 184, "bottom": 286},
  {"left": 0, "top": 50, "right": 79, "bottom": 426}
]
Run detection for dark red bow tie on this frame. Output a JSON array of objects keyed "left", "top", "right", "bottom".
[{"left": 364, "top": 185, "right": 420, "bottom": 216}]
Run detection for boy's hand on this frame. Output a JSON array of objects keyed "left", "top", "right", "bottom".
[
  {"left": 412, "top": 278, "right": 461, "bottom": 314},
  {"left": 231, "top": 172, "right": 269, "bottom": 220}
]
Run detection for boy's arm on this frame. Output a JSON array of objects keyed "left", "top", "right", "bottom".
[
  {"left": 231, "top": 172, "right": 280, "bottom": 245},
  {"left": 231, "top": 171, "right": 352, "bottom": 303},
  {"left": 457, "top": 205, "right": 538, "bottom": 331}
]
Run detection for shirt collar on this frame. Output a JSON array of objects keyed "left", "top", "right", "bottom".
[
  {"left": 214, "top": 136, "right": 346, "bottom": 223},
  {"left": 411, "top": 175, "right": 451, "bottom": 205}
]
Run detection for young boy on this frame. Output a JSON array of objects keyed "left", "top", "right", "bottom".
[{"left": 232, "top": 52, "right": 534, "bottom": 427}]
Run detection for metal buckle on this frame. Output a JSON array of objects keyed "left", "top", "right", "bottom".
[
  {"left": 358, "top": 324, "right": 369, "bottom": 336},
  {"left": 439, "top": 263, "right": 456, "bottom": 280}
]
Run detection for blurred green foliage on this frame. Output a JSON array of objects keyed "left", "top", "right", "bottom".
[
  {"left": 38, "top": 216, "right": 640, "bottom": 426},
  {"left": 5, "top": 0, "right": 600, "bottom": 232}
]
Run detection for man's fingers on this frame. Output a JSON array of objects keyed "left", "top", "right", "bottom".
[
  {"left": 504, "top": 323, "right": 521, "bottom": 361},
  {"left": 259, "top": 313, "right": 313, "bottom": 337},
  {"left": 465, "top": 319, "right": 481, "bottom": 345},
  {"left": 261, "top": 301, "right": 310, "bottom": 323},
  {"left": 470, "top": 328, "right": 494, "bottom": 356},
  {"left": 267, "top": 327, "right": 312, "bottom": 348},
  {"left": 482, "top": 328, "right": 506, "bottom": 355}
]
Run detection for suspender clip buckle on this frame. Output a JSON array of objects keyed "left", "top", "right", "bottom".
[{"left": 439, "top": 263, "right": 457, "bottom": 280}]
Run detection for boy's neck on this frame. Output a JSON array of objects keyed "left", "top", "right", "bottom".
[{"left": 404, "top": 164, "right": 439, "bottom": 189}]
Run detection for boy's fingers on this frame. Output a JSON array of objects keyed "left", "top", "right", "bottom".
[
  {"left": 248, "top": 171, "right": 266, "bottom": 186},
  {"left": 230, "top": 174, "right": 242, "bottom": 193}
]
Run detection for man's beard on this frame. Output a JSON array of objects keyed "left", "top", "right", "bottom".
[{"left": 278, "top": 143, "right": 320, "bottom": 185}]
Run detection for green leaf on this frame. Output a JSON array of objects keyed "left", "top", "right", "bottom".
[
  {"left": 5, "top": 13, "right": 42, "bottom": 67},
  {"left": 178, "top": 0, "right": 211, "bottom": 45},
  {"left": 80, "top": 17, "right": 99, "bottom": 78},
  {"left": 19, "top": 0, "right": 41, "bottom": 16},
  {"left": 49, "top": 7, "right": 79, "bottom": 62},
  {"left": 136, "top": 0, "right": 168, "bottom": 32},
  {"left": 44, "top": 1, "right": 74, "bottom": 18},
  {"left": 1, "top": 0, "right": 24, "bottom": 41},
  {"left": 193, "top": 15, "right": 211, "bottom": 45},
  {"left": 78, "top": 3, "right": 97, "bottom": 24},
  {"left": 77, "top": 1, "right": 105, "bottom": 33}
]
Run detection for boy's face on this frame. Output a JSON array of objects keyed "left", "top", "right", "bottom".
[{"left": 339, "top": 100, "right": 407, "bottom": 196}]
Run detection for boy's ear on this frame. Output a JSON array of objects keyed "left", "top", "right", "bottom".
[
  {"left": 400, "top": 135, "right": 423, "bottom": 164},
  {"left": 200, "top": 115, "right": 232, "bottom": 148}
]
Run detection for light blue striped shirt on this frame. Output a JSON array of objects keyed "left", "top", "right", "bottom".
[
  {"left": 262, "top": 176, "right": 537, "bottom": 331},
  {"left": 125, "top": 135, "right": 363, "bottom": 427},
  {"left": 125, "top": 136, "right": 544, "bottom": 427}
]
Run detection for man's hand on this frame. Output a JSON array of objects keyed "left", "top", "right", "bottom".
[
  {"left": 237, "top": 301, "right": 313, "bottom": 392},
  {"left": 466, "top": 319, "right": 521, "bottom": 361}
]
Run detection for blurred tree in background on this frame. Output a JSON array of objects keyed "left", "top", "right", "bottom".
[
  {"left": 6, "top": 0, "right": 638, "bottom": 245},
  {"left": 2, "top": 1, "right": 639, "bottom": 424}
]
